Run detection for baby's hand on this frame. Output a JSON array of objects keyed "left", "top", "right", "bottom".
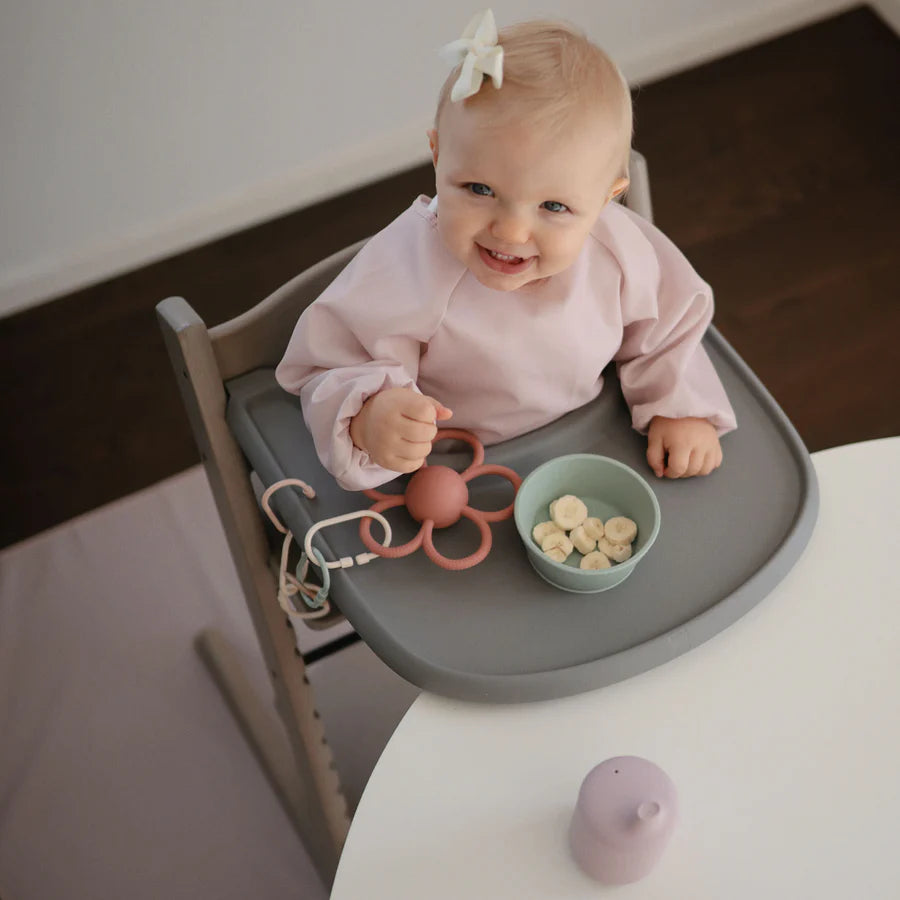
[
  {"left": 646, "top": 416, "right": 722, "bottom": 479},
  {"left": 349, "top": 387, "right": 453, "bottom": 474}
]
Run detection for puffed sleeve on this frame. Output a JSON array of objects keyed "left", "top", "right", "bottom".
[
  {"left": 597, "top": 204, "right": 737, "bottom": 435},
  {"left": 275, "top": 201, "right": 463, "bottom": 490}
]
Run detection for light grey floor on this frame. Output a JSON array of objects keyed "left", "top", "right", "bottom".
[{"left": 0, "top": 466, "right": 419, "bottom": 899}]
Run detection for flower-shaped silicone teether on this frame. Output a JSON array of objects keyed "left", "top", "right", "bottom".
[{"left": 358, "top": 429, "right": 521, "bottom": 570}]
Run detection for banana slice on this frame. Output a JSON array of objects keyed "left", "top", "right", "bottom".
[
  {"left": 570, "top": 525, "right": 597, "bottom": 555},
  {"left": 532, "top": 520, "right": 564, "bottom": 546},
  {"left": 549, "top": 494, "right": 588, "bottom": 531},
  {"left": 598, "top": 536, "right": 633, "bottom": 563},
  {"left": 541, "top": 531, "right": 574, "bottom": 561},
  {"left": 581, "top": 517, "right": 605, "bottom": 541},
  {"left": 604, "top": 516, "right": 637, "bottom": 545},
  {"left": 580, "top": 550, "right": 612, "bottom": 570}
]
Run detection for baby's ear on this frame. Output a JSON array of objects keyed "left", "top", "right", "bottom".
[
  {"left": 426, "top": 129, "right": 439, "bottom": 167},
  {"left": 608, "top": 177, "right": 630, "bottom": 202}
]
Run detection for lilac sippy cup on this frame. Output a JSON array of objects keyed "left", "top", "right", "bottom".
[{"left": 569, "top": 756, "right": 678, "bottom": 884}]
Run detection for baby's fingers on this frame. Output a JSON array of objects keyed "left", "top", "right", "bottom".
[
  {"left": 397, "top": 417, "right": 438, "bottom": 445},
  {"left": 646, "top": 432, "right": 666, "bottom": 478},
  {"left": 699, "top": 440, "right": 724, "bottom": 476},
  {"left": 402, "top": 393, "right": 448, "bottom": 425},
  {"left": 664, "top": 444, "right": 691, "bottom": 478},
  {"left": 377, "top": 435, "right": 428, "bottom": 472},
  {"left": 697, "top": 447, "right": 720, "bottom": 476},
  {"left": 387, "top": 454, "right": 428, "bottom": 475},
  {"left": 686, "top": 449, "right": 708, "bottom": 478},
  {"left": 385, "top": 425, "right": 430, "bottom": 457}
]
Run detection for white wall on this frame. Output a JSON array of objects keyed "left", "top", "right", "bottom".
[{"left": 0, "top": 0, "right": 862, "bottom": 317}]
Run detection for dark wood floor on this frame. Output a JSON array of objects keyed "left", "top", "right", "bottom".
[{"left": 2, "top": 6, "right": 898, "bottom": 549}]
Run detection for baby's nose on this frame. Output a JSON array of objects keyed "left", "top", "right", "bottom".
[{"left": 490, "top": 210, "right": 531, "bottom": 246}]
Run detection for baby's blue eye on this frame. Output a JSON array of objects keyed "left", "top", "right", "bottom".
[
  {"left": 467, "top": 183, "right": 493, "bottom": 196},
  {"left": 542, "top": 200, "right": 569, "bottom": 213}
]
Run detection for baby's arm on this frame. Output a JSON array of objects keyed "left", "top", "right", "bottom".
[
  {"left": 608, "top": 207, "right": 736, "bottom": 478},
  {"left": 277, "top": 302, "right": 425, "bottom": 489},
  {"left": 276, "top": 212, "right": 456, "bottom": 490}
]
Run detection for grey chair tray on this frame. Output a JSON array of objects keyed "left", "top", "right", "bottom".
[{"left": 225, "top": 326, "right": 818, "bottom": 703}]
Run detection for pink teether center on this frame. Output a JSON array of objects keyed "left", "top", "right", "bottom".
[
  {"left": 358, "top": 428, "right": 522, "bottom": 570},
  {"left": 405, "top": 465, "right": 469, "bottom": 528}
]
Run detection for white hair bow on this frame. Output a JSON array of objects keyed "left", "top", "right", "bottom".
[{"left": 439, "top": 9, "right": 504, "bottom": 102}]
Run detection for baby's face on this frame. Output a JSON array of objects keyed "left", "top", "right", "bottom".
[{"left": 430, "top": 103, "right": 627, "bottom": 292}]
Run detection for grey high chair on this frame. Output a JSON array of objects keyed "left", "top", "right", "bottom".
[
  {"left": 155, "top": 152, "right": 654, "bottom": 886},
  {"left": 158, "top": 151, "right": 818, "bottom": 888}
]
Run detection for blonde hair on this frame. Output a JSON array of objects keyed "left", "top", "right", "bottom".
[{"left": 435, "top": 20, "right": 633, "bottom": 178}]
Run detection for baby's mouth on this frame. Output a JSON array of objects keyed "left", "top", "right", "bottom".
[
  {"left": 487, "top": 248, "right": 523, "bottom": 263},
  {"left": 477, "top": 244, "right": 535, "bottom": 274}
]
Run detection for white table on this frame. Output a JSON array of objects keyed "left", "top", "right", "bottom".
[{"left": 332, "top": 438, "right": 900, "bottom": 899}]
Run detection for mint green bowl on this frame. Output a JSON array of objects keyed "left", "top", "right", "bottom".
[{"left": 513, "top": 454, "right": 661, "bottom": 593}]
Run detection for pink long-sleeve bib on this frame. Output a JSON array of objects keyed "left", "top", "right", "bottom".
[{"left": 277, "top": 196, "right": 736, "bottom": 490}]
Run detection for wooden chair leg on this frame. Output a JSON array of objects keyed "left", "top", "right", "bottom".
[{"left": 196, "top": 628, "right": 342, "bottom": 849}]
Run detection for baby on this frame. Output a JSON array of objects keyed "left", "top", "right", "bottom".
[{"left": 276, "top": 11, "right": 736, "bottom": 491}]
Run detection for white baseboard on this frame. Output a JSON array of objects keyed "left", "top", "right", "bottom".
[{"left": 1, "top": 0, "right": 892, "bottom": 319}]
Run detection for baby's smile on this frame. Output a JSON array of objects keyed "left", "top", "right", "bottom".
[{"left": 477, "top": 243, "right": 536, "bottom": 275}]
